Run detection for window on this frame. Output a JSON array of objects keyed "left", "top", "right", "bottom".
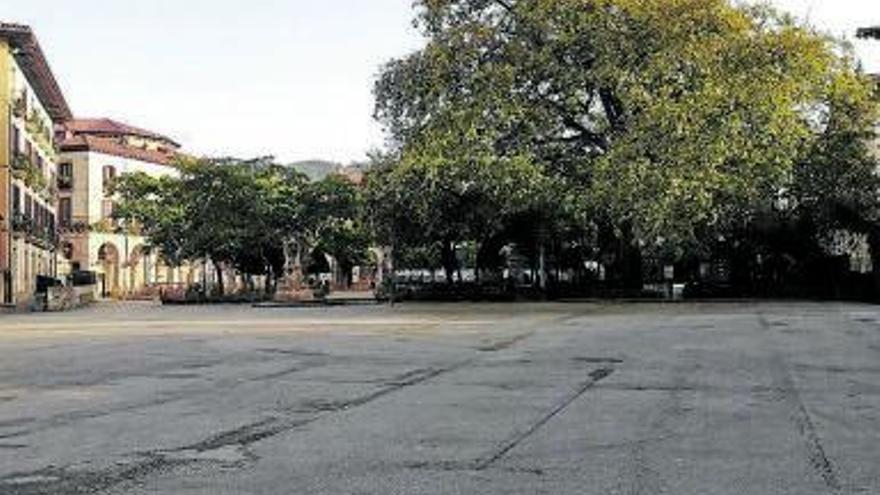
[
  {"left": 103, "top": 166, "right": 117, "bottom": 194},
  {"left": 35, "top": 204, "right": 43, "bottom": 229},
  {"left": 59, "top": 198, "right": 72, "bottom": 227},
  {"left": 103, "top": 165, "right": 117, "bottom": 182},
  {"left": 62, "top": 242, "right": 74, "bottom": 261},
  {"left": 11, "top": 186, "right": 20, "bottom": 215},
  {"left": 102, "top": 199, "right": 115, "bottom": 220},
  {"left": 58, "top": 163, "right": 73, "bottom": 190},
  {"left": 12, "top": 126, "right": 20, "bottom": 155}
]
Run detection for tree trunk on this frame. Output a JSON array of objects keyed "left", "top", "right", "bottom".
[
  {"left": 388, "top": 242, "right": 396, "bottom": 306},
  {"left": 619, "top": 222, "right": 643, "bottom": 291},
  {"left": 868, "top": 228, "right": 880, "bottom": 302},
  {"left": 474, "top": 241, "right": 482, "bottom": 285},
  {"left": 214, "top": 260, "right": 225, "bottom": 297},
  {"left": 441, "top": 241, "right": 456, "bottom": 286},
  {"left": 539, "top": 243, "right": 547, "bottom": 293},
  {"left": 341, "top": 263, "right": 353, "bottom": 289},
  {"left": 265, "top": 268, "right": 273, "bottom": 295}
]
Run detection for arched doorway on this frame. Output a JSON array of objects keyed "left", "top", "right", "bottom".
[
  {"left": 97, "top": 243, "right": 120, "bottom": 298},
  {"left": 128, "top": 245, "right": 150, "bottom": 295}
]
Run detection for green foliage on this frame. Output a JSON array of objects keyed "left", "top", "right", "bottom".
[
  {"left": 792, "top": 71, "right": 880, "bottom": 236},
  {"left": 113, "top": 170, "right": 189, "bottom": 265},
  {"left": 25, "top": 109, "right": 56, "bottom": 160},
  {"left": 303, "top": 174, "right": 372, "bottom": 282},
  {"left": 372, "top": 0, "right": 876, "bottom": 273},
  {"left": 113, "top": 157, "right": 371, "bottom": 290},
  {"left": 11, "top": 153, "right": 49, "bottom": 194}
]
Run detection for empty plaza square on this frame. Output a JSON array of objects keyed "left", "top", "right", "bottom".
[{"left": 0, "top": 302, "right": 878, "bottom": 494}]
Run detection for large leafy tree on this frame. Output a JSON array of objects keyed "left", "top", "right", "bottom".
[
  {"left": 794, "top": 72, "right": 880, "bottom": 232},
  {"left": 366, "top": 123, "right": 553, "bottom": 284},
  {"left": 112, "top": 172, "right": 189, "bottom": 266},
  {"left": 792, "top": 70, "right": 880, "bottom": 277},
  {"left": 374, "top": 0, "right": 857, "bottom": 287},
  {"left": 114, "top": 157, "right": 312, "bottom": 296},
  {"left": 116, "top": 157, "right": 375, "bottom": 295},
  {"left": 302, "top": 174, "right": 372, "bottom": 286}
]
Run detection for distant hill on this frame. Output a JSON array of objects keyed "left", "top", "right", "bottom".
[
  {"left": 286, "top": 160, "right": 373, "bottom": 182},
  {"left": 287, "top": 160, "right": 343, "bottom": 181}
]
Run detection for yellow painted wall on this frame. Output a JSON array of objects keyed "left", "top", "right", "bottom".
[{"left": 0, "top": 41, "right": 11, "bottom": 304}]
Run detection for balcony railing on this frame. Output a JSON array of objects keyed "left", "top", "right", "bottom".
[
  {"left": 12, "top": 94, "right": 27, "bottom": 119},
  {"left": 11, "top": 213, "right": 58, "bottom": 250},
  {"left": 59, "top": 220, "right": 90, "bottom": 235},
  {"left": 25, "top": 109, "right": 57, "bottom": 161},
  {"left": 11, "top": 152, "right": 50, "bottom": 198},
  {"left": 58, "top": 175, "right": 73, "bottom": 191}
]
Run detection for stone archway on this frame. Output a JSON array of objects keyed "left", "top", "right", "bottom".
[
  {"left": 127, "top": 245, "right": 150, "bottom": 295},
  {"left": 97, "top": 242, "right": 120, "bottom": 298}
]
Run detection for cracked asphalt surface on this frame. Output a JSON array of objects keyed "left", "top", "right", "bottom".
[{"left": 0, "top": 301, "right": 878, "bottom": 494}]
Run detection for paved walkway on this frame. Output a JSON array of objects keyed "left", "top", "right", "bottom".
[{"left": 0, "top": 302, "right": 878, "bottom": 494}]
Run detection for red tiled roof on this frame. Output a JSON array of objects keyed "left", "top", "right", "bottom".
[
  {"left": 65, "top": 118, "right": 180, "bottom": 147},
  {"left": 0, "top": 22, "right": 72, "bottom": 122},
  {"left": 59, "top": 135, "right": 178, "bottom": 167}
]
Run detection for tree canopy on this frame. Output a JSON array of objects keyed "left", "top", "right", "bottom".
[
  {"left": 112, "top": 0, "right": 880, "bottom": 300},
  {"left": 370, "top": 0, "right": 879, "bottom": 288},
  {"left": 113, "top": 158, "right": 370, "bottom": 295}
]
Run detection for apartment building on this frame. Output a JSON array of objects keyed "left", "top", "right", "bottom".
[
  {"left": 0, "top": 23, "right": 72, "bottom": 306},
  {"left": 57, "top": 118, "right": 199, "bottom": 297}
]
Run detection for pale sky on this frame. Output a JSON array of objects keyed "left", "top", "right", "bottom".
[{"left": 1, "top": 1, "right": 878, "bottom": 163}]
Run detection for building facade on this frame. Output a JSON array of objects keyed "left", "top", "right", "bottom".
[
  {"left": 0, "top": 23, "right": 72, "bottom": 307},
  {"left": 57, "top": 119, "right": 196, "bottom": 298}
]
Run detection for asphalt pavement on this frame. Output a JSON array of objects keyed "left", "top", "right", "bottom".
[{"left": 0, "top": 301, "right": 878, "bottom": 494}]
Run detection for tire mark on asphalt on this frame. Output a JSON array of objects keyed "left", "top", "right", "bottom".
[
  {"left": 190, "top": 363, "right": 472, "bottom": 451},
  {"left": 1, "top": 322, "right": 542, "bottom": 493},
  {"left": 473, "top": 367, "right": 615, "bottom": 470},
  {"left": 0, "top": 456, "right": 188, "bottom": 495},
  {"left": 0, "top": 359, "right": 327, "bottom": 441},
  {"left": 772, "top": 362, "right": 842, "bottom": 492},
  {"left": 476, "top": 332, "right": 534, "bottom": 352},
  {"left": 0, "top": 359, "right": 475, "bottom": 495},
  {"left": 758, "top": 314, "right": 843, "bottom": 493}
]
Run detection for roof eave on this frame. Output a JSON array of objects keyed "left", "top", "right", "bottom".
[{"left": 0, "top": 23, "right": 73, "bottom": 123}]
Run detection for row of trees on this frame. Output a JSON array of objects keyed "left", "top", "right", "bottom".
[
  {"left": 115, "top": 0, "right": 880, "bottom": 299},
  {"left": 113, "top": 158, "right": 370, "bottom": 296},
  {"left": 365, "top": 0, "right": 880, "bottom": 296}
]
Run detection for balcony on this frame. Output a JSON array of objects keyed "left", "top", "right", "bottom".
[
  {"left": 91, "top": 218, "right": 121, "bottom": 234},
  {"left": 12, "top": 94, "right": 27, "bottom": 120},
  {"left": 11, "top": 213, "right": 35, "bottom": 235},
  {"left": 58, "top": 174, "right": 73, "bottom": 191},
  {"left": 59, "top": 220, "right": 90, "bottom": 235},
  {"left": 11, "top": 213, "right": 58, "bottom": 249},
  {"left": 11, "top": 152, "right": 51, "bottom": 199},
  {"left": 25, "top": 109, "right": 57, "bottom": 161}
]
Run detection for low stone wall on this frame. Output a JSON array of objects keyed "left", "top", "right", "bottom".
[{"left": 45, "top": 286, "right": 96, "bottom": 312}]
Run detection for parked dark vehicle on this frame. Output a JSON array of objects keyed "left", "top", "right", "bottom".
[
  {"left": 69, "top": 271, "right": 97, "bottom": 287},
  {"left": 36, "top": 275, "right": 62, "bottom": 294}
]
